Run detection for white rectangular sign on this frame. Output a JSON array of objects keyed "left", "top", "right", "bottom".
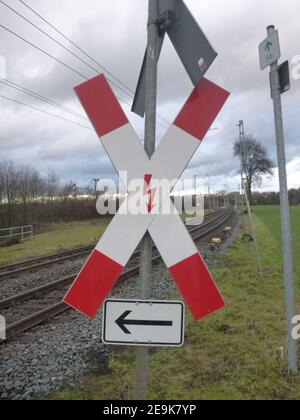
[
  {"left": 102, "top": 300, "right": 185, "bottom": 347},
  {"left": 259, "top": 30, "right": 281, "bottom": 70}
]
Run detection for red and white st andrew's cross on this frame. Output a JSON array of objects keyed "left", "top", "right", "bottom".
[{"left": 64, "top": 74, "right": 230, "bottom": 321}]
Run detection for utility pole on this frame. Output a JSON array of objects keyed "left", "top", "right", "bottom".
[
  {"left": 181, "top": 179, "right": 185, "bottom": 196},
  {"left": 193, "top": 174, "right": 197, "bottom": 195},
  {"left": 266, "top": 25, "right": 297, "bottom": 373},
  {"left": 238, "top": 120, "right": 245, "bottom": 210},
  {"left": 206, "top": 174, "right": 212, "bottom": 214},
  {"left": 193, "top": 175, "right": 197, "bottom": 211},
  {"left": 243, "top": 178, "right": 263, "bottom": 279},
  {"left": 224, "top": 183, "right": 228, "bottom": 207},
  {"left": 93, "top": 178, "right": 100, "bottom": 198},
  {"left": 135, "top": 0, "right": 159, "bottom": 400}
]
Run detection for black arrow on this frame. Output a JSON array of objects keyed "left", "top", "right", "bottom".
[{"left": 115, "top": 310, "right": 173, "bottom": 335}]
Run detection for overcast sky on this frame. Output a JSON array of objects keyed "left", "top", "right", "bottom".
[{"left": 0, "top": 0, "right": 299, "bottom": 193}]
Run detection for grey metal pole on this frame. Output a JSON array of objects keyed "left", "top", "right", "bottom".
[
  {"left": 238, "top": 120, "right": 245, "bottom": 210},
  {"left": 267, "top": 25, "right": 297, "bottom": 373},
  {"left": 93, "top": 178, "right": 100, "bottom": 199},
  {"left": 206, "top": 175, "right": 211, "bottom": 214},
  {"left": 135, "top": 0, "right": 159, "bottom": 400},
  {"left": 243, "top": 179, "right": 263, "bottom": 279}
]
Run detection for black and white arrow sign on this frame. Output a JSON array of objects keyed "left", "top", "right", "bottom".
[
  {"left": 115, "top": 310, "right": 173, "bottom": 335},
  {"left": 102, "top": 300, "right": 184, "bottom": 347}
]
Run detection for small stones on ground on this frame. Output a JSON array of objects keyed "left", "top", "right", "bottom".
[{"left": 0, "top": 258, "right": 177, "bottom": 400}]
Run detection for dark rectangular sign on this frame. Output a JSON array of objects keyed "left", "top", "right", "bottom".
[{"left": 132, "top": 0, "right": 217, "bottom": 117}]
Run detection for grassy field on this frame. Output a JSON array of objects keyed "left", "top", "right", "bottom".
[
  {"left": 0, "top": 218, "right": 110, "bottom": 267},
  {"left": 253, "top": 205, "right": 300, "bottom": 284},
  {"left": 48, "top": 205, "right": 300, "bottom": 400}
]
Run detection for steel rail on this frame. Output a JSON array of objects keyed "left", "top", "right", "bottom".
[{"left": 0, "top": 246, "right": 94, "bottom": 280}]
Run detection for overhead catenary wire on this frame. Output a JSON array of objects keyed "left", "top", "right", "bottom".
[
  {"left": 0, "top": 1, "right": 235, "bottom": 154},
  {"left": 0, "top": 22, "right": 147, "bottom": 112},
  {"left": 15, "top": 0, "right": 171, "bottom": 129},
  {"left": 17, "top": 0, "right": 135, "bottom": 96},
  {"left": 0, "top": 22, "right": 169, "bottom": 130},
  {"left": 0, "top": 93, "right": 93, "bottom": 130},
  {"left": 0, "top": 0, "right": 242, "bottom": 199},
  {"left": 1, "top": 0, "right": 170, "bottom": 129},
  {"left": 0, "top": 79, "right": 88, "bottom": 121},
  {"left": 0, "top": 0, "right": 136, "bottom": 101},
  {"left": 0, "top": 23, "right": 89, "bottom": 80}
]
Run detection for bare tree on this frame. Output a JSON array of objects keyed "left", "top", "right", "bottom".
[
  {"left": 0, "top": 161, "right": 20, "bottom": 226},
  {"left": 61, "top": 181, "right": 78, "bottom": 201},
  {"left": 18, "top": 165, "right": 41, "bottom": 225},
  {"left": 47, "top": 168, "right": 60, "bottom": 201},
  {"left": 0, "top": 160, "right": 99, "bottom": 227},
  {"left": 234, "top": 136, "right": 274, "bottom": 203}
]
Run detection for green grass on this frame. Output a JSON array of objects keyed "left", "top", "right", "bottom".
[
  {"left": 0, "top": 218, "right": 110, "bottom": 267},
  {"left": 253, "top": 205, "right": 300, "bottom": 284},
  {"left": 48, "top": 206, "right": 300, "bottom": 400}
]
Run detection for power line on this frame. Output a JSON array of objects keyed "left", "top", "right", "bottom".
[
  {"left": 0, "top": 23, "right": 89, "bottom": 80},
  {"left": 15, "top": 0, "right": 170, "bottom": 129},
  {"left": 0, "top": 79, "right": 88, "bottom": 120},
  {"left": 0, "top": 22, "right": 168, "bottom": 130},
  {"left": 0, "top": 93, "right": 93, "bottom": 130},
  {"left": 0, "top": 85, "right": 233, "bottom": 178},
  {"left": 0, "top": 0, "right": 136, "bottom": 100},
  {"left": 17, "top": 0, "right": 135, "bottom": 96},
  {"left": 0, "top": 1, "right": 236, "bottom": 180},
  {"left": 0, "top": 22, "right": 137, "bottom": 108}
]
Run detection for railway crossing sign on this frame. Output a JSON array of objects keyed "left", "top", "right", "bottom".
[
  {"left": 64, "top": 74, "right": 229, "bottom": 321},
  {"left": 102, "top": 300, "right": 185, "bottom": 347},
  {"left": 259, "top": 30, "right": 281, "bottom": 70}
]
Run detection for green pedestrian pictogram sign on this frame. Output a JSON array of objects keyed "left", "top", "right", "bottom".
[
  {"left": 259, "top": 30, "right": 281, "bottom": 70},
  {"left": 265, "top": 41, "right": 272, "bottom": 52}
]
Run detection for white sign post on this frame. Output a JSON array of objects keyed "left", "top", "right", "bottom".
[
  {"left": 259, "top": 25, "right": 297, "bottom": 374},
  {"left": 259, "top": 30, "right": 281, "bottom": 70},
  {"left": 102, "top": 300, "right": 185, "bottom": 347}
]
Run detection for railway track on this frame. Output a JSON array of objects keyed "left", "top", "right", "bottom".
[
  {"left": 0, "top": 208, "right": 234, "bottom": 343},
  {"left": 0, "top": 210, "right": 223, "bottom": 281},
  {"left": 0, "top": 245, "right": 94, "bottom": 280}
]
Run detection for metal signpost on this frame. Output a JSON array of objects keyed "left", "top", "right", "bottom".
[
  {"left": 238, "top": 120, "right": 245, "bottom": 210},
  {"left": 259, "top": 25, "right": 297, "bottom": 373},
  {"left": 238, "top": 120, "right": 262, "bottom": 278},
  {"left": 64, "top": 0, "right": 230, "bottom": 400},
  {"left": 242, "top": 178, "right": 263, "bottom": 279},
  {"left": 132, "top": 0, "right": 218, "bottom": 117},
  {"left": 103, "top": 300, "right": 184, "bottom": 347},
  {"left": 136, "top": 0, "right": 159, "bottom": 400}
]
